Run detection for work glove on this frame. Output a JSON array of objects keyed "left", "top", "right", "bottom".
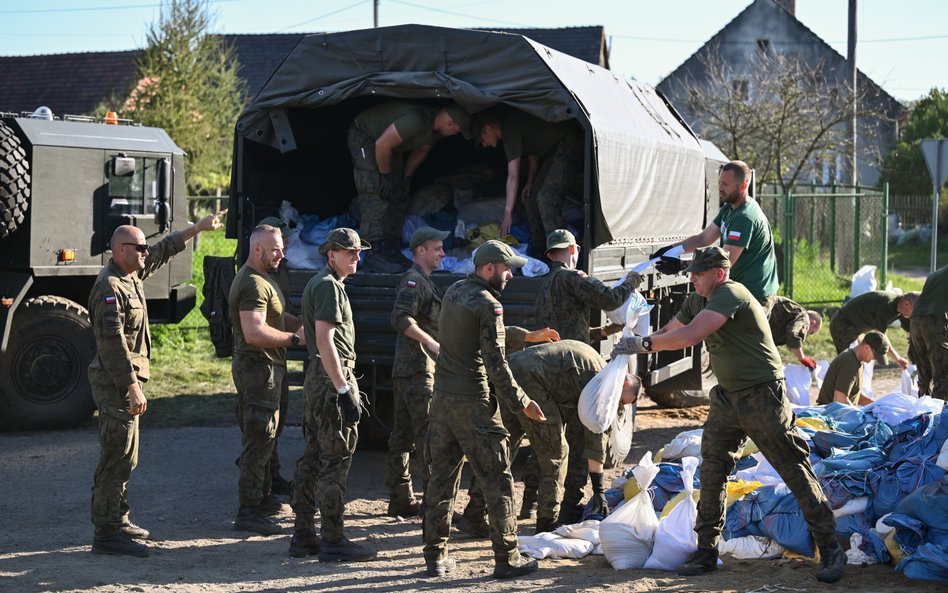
[
  {"left": 337, "top": 384, "right": 362, "bottom": 425},
  {"left": 623, "top": 271, "right": 644, "bottom": 290},
  {"left": 800, "top": 356, "right": 818, "bottom": 370},
  {"left": 611, "top": 335, "right": 650, "bottom": 357},
  {"left": 588, "top": 472, "right": 610, "bottom": 520},
  {"left": 655, "top": 256, "right": 687, "bottom": 275},
  {"left": 649, "top": 244, "right": 677, "bottom": 260},
  {"left": 379, "top": 173, "right": 407, "bottom": 201}
]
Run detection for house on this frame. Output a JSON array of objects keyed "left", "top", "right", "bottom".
[
  {"left": 657, "top": 0, "right": 905, "bottom": 187},
  {"left": 0, "top": 27, "right": 609, "bottom": 118}
]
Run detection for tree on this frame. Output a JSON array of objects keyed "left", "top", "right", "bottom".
[
  {"left": 118, "top": 0, "right": 246, "bottom": 193},
  {"left": 880, "top": 88, "right": 948, "bottom": 195},
  {"left": 670, "top": 46, "right": 886, "bottom": 193}
]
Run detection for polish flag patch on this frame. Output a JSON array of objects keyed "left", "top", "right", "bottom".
[
  {"left": 727, "top": 230, "right": 742, "bottom": 241},
  {"left": 493, "top": 306, "right": 503, "bottom": 316},
  {"left": 104, "top": 295, "right": 116, "bottom": 304},
  {"left": 406, "top": 280, "right": 417, "bottom": 288}
]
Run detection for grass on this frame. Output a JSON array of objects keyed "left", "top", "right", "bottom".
[{"left": 887, "top": 240, "right": 948, "bottom": 271}]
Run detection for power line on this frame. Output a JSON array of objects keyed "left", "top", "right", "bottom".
[
  {"left": 0, "top": 0, "right": 242, "bottom": 15},
  {"left": 389, "top": 0, "right": 531, "bottom": 27},
  {"left": 277, "top": 0, "right": 369, "bottom": 32}
]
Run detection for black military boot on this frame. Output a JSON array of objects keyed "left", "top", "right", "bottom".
[
  {"left": 120, "top": 521, "right": 150, "bottom": 540},
  {"left": 260, "top": 494, "right": 290, "bottom": 517},
  {"left": 493, "top": 554, "right": 538, "bottom": 579},
  {"left": 233, "top": 505, "right": 283, "bottom": 536},
  {"left": 92, "top": 533, "right": 150, "bottom": 558},
  {"left": 518, "top": 492, "right": 538, "bottom": 520},
  {"left": 271, "top": 473, "right": 292, "bottom": 497},
  {"left": 387, "top": 497, "right": 421, "bottom": 518},
  {"left": 816, "top": 540, "right": 846, "bottom": 583},
  {"left": 534, "top": 517, "right": 557, "bottom": 535},
  {"left": 677, "top": 547, "right": 719, "bottom": 576},
  {"left": 318, "top": 536, "right": 377, "bottom": 563},
  {"left": 557, "top": 503, "right": 584, "bottom": 525},
  {"left": 426, "top": 556, "right": 458, "bottom": 577},
  {"left": 288, "top": 528, "right": 321, "bottom": 557}
]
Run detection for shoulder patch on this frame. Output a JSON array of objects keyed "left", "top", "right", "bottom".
[
  {"left": 493, "top": 305, "right": 503, "bottom": 316},
  {"left": 406, "top": 280, "right": 417, "bottom": 288},
  {"left": 104, "top": 295, "right": 117, "bottom": 304},
  {"left": 727, "top": 230, "right": 742, "bottom": 241}
]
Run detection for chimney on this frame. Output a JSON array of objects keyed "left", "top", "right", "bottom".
[{"left": 774, "top": 0, "right": 795, "bottom": 15}]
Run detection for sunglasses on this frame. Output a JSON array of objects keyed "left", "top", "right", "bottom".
[{"left": 123, "top": 243, "right": 150, "bottom": 254}]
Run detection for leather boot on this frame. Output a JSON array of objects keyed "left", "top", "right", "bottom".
[
  {"left": 92, "top": 533, "right": 149, "bottom": 558},
  {"left": 677, "top": 547, "right": 719, "bottom": 576},
  {"left": 493, "top": 554, "right": 538, "bottom": 579},
  {"left": 260, "top": 494, "right": 290, "bottom": 517},
  {"left": 426, "top": 556, "right": 457, "bottom": 577},
  {"left": 318, "top": 536, "right": 377, "bottom": 563},
  {"left": 534, "top": 517, "right": 557, "bottom": 535},
  {"left": 233, "top": 505, "right": 283, "bottom": 536},
  {"left": 120, "top": 521, "right": 150, "bottom": 540},
  {"left": 387, "top": 497, "right": 421, "bottom": 518},
  {"left": 816, "top": 540, "right": 846, "bottom": 583},
  {"left": 288, "top": 528, "right": 321, "bottom": 557}
]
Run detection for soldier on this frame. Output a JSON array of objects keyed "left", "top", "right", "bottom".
[
  {"left": 534, "top": 228, "right": 640, "bottom": 524},
  {"left": 386, "top": 226, "right": 450, "bottom": 517},
  {"left": 817, "top": 332, "right": 888, "bottom": 406},
  {"left": 288, "top": 228, "right": 377, "bottom": 562},
  {"left": 767, "top": 296, "right": 822, "bottom": 369},
  {"left": 651, "top": 160, "right": 779, "bottom": 309},
  {"left": 612, "top": 246, "right": 845, "bottom": 583},
  {"left": 506, "top": 340, "right": 641, "bottom": 534},
  {"left": 348, "top": 100, "right": 471, "bottom": 273},
  {"left": 88, "top": 211, "right": 226, "bottom": 557},
  {"left": 829, "top": 290, "right": 917, "bottom": 368},
  {"left": 423, "top": 240, "right": 546, "bottom": 579},
  {"left": 474, "top": 110, "right": 583, "bottom": 255},
  {"left": 230, "top": 224, "right": 304, "bottom": 535},
  {"left": 909, "top": 265, "right": 948, "bottom": 401}
]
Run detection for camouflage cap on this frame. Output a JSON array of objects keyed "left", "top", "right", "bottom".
[
  {"left": 473, "top": 240, "right": 528, "bottom": 268},
  {"left": 319, "top": 227, "right": 371, "bottom": 255},
  {"left": 257, "top": 216, "right": 289, "bottom": 239},
  {"left": 685, "top": 246, "right": 732, "bottom": 273},
  {"left": 862, "top": 331, "right": 890, "bottom": 365},
  {"left": 546, "top": 229, "right": 577, "bottom": 252},
  {"left": 443, "top": 103, "right": 473, "bottom": 139},
  {"left": 410, "top": 226, "right": 450, "bottom": 250}
]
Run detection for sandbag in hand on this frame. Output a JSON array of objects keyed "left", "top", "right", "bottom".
[
  {"left": 337, "top": 385, "right": 362, "bottom": 425},
  {"left": 611, "top": 336, "right": 650, "bottom": 357}
]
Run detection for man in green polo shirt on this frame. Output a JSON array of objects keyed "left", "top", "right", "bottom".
[
  {"left": 829, "top": 290, "right": 917, "bottom": 368},
  {"left": 910, "top": 265, "right": 948, "bottom": 400},
  {"left": 612, "top": 246, "right": 844, "bottom": 583},
  {"left": 817, "top": 332, "right": 888, "bottom": 406}
]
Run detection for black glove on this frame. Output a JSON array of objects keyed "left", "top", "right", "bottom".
[
  {"left": 650, "top": 244, "right": 677, "bottom": 260},
  {"left": 655, "top": 256, "right": 687, "bottom": 275},
  {"left": 588, "top": 472, "right": 610, "bottom": 519},
  {"left": 379, "top": 173, "right": 407, "bottom": 201},
  {"left": 337, "top": 384, "right": 361, "bottom": 425}
]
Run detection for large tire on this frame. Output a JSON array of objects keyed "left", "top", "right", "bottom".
[
  {"left": 0, "top": 296, "right": 96, "bottom": 430},
  {"left": 0, "top": 121, "right": 30, "bottom": 241},
  {"left": 645, "top": 348, "right": 712, "bottom": 409}
]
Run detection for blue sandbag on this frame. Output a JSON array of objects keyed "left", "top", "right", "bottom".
[
  {"left": 895, "top": 459, "right": 947, "bottom": 496},
  {"left": 822, "top": 403, "right": 870, "bottom": 434},
  {"left": 813, "top": 447, "right": 886, "bottom": 475},
  {"left": 895, "top": 543, "right": 948, "bottom": 583},
  {"left": 835, "top": 514, "right": 891, "bottom": 564},
  {"left": 883, "top": 513, "right": 927, "bottom": 553},
  {"left": 723, "top": 484, "right": 790, "bottom": 540},
  {"left": 811, "top": 430, "right": 860, "bottom": 457},
  {"left": 888, "top": 413, "right": 942, "bottom": 463},
  {"left": 894, "top": 478, "right": 948, "bottom": 531},
  {"left": 759, "top": 491, "right": 814, "bottom": 556},
  {"left": 868, "top": 468, "right": 903, "bottom": 522}
]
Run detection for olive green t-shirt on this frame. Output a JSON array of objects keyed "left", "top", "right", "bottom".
[
  {"left": 228, "top": 264, "right": 287, "bottom": 364},
  {"left": 676, "top": 280, "right": 783, "bottom": 392},
  {"left": 914, "top": 265, "right": 948, "bottom": 316},
  {"left": 713, "top": 199, "right": 779, "bottom": 302},
  {"left": 500, "top": 112, "right": 571, "bottom": 162},
  {"left": 301, "top": 266, "right": 356, "bottom": 362},
  {"left": 836, "top": 291, "right": 901, "bottom": 333},
  {"left": 817, "top": 349, "right": 862, "bottom": 405},
  {"left": 352, "top": 101, "right": 439, "bottom": 152}
]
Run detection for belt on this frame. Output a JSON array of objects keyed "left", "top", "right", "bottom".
[{"left": 313, "top": 355, "right": 356, "bottom": 369}]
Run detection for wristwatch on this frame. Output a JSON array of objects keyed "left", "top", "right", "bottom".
[
  {"left": 291, "top": 334, "right": 300, "bottom": 346},
  {"left": 642, "top": 336, "right": 653, "bottom": 351}
]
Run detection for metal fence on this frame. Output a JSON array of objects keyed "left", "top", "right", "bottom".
[
  {"left": 187, "top": 195, "right": 230, "bottom": 218},
  {"left": 758, "top": 183, "right": 889, "bottom": 307}
]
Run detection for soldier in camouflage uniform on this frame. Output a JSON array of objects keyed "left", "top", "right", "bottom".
[
  {"left": 348, "top": 101, "right": 471, "bottom": 273},
  {"left": 288, "top": 228, "right": 377, "bottom": 562},
  {"left": 909, "top": 265, "right": 948, "bottom": 401},
  {"left": 88, "top": 212, "right": 225, "bottom": 557},
  {"left": 767, "top": 295, "right": 822, "bottom": 369},
  {"left": 229, "top": 225, "right": 304, "bottom": 536},
  {"left": 829, "top": 290, "right": 917, "bottom": 368},
  {"left": 386, "top": 227, "right": 450, "bottom": 517},
  {"left": 534, "top": 228, "right": 641, "bottom": 524},
  {"left": 423, "top": 240, "right": 546, "bottom": 579},
  {"left": 474, "top": 110, "right": 583, "bottom": 255},
  {"left": 613, "top": 247, "right": 845, "bottom": 583},
  {"left": 507, "top": 340, "right": 640, "bottom": 534}
]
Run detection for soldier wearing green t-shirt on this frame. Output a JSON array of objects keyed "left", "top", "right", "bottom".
[
  {"left": 612, "top": 246, "right": 845, "bottom": 584},
  {"left": 289, "top": 228, "right": 377, "bottom": 563},
  {"left": 817, "top": 332, "right": 889, "bottom": 406},
  {"left": 767, "top": 296, "right": 823, "bottom": 369},
  {"left": 347, "top": 101, "right": 472, "bottom": 273},
  {"left": 651, "top": 160, "right": 779, "bottom": 307},
  {"left": 910, "top": 265, "right": 948, "bottom": 400},
  {"left": 829, "top": 290, "right": 917, "bottom": 369}
]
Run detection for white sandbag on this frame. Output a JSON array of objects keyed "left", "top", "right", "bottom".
[
  {"left": 662, "top": 429, "right": 703, "bottom": 461},
  {"left": 606, "top": 289, "right": 654, "bottom": 328},
  {"left": 718, "top": 535, "right": 784, "bottom": 559},
  {"left": 813, "top": 360, "right": 830, "bottom": 391},
  {"left": 518, "top": 532, "right": 595, "bottom": 559},
  {"left": 860, "top": 360, "right": 875, "bottom": 400},
  {"left": 863, "top": 392, "right": 945, "bottom": 426},
  {"left": 735, "top": 452, "right": 784, "bottom": 487},
  {"left": 784, "top": 363, "right": 812, "bottom": 406},
  {"left": 579, "top": 354, "right": 629, "bottom": 433},
  {"left": 849, "top": 264, "right": 877, "bottom": 298},
  {"left": 608, "top": 403, "right": 635, "bottom": 465},
  {"left": 833, "top": 496, "right": 868, "bottom": 518},
  {"left": 554, "top": 520, "right": 601, "bottom": 545},
  {"left": 937, "top": 438, "right": 948, "bottom": 472},
  {"left": 875, "top": 513, "right": 895, "bottom": 535},
  {"left": 846, "top": 533, "right": 878, "bottom": 564},
  {"left": 643, "top": 456, "right": 699, "bottom": 571},
  {"left": 600, "top": 453, "right": 660, "bottom": 569},
  {"left": 901, "top": 364, "right": 919, "bottom": 396},
  {"left": 284, "top": 238, "right": 324, "bottom": 270},
  {"left": 279, "top": 199, "right": 301, "bottom": 227}
]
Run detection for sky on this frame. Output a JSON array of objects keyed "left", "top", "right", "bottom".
[{"left": 0, "top": 0, "right": 945, "bottom": 104}]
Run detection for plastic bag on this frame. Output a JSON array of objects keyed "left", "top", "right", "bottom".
[
  {"left": 813, "top": 359, "right": 831, "bottom": 391},
  {"left": 938, "top": 439, "right": 948, "bottom": 472},
  {"left": 644, "top": 456, "right": 700, "bottom": 570},
  {"left": 784, "top": 363, "right": 812, "bottom": 406},
  {"left": 901, "top": 364, "right": 919, "bottom": 396},
  {"left": 579, "top": 354, "right": 629, "bottom": 434},
  {"left": 719, "top": 535, "right": 784, "bottom": 559},
  {"left": 401, "top": 214, "right": 427, "bottom": 244},
  {"left": 279, "top": 199, "right": 301, "bottom": 227},
  {"left": 606, "top": 289, "right": 653, "bottom": 329},
  {"left": 284, "top": 238, "right": 324, "bottom": 270},
  {"left": 863, "top": 392, "right": 945, "bottom": 426},
  {"left": 662, "top": 429, "right": 703, "bottom": 461},
  {"left": 850, "top": 264, "right": 877, "bottom": 298},
  {"left": 600, "top": 453, "right": 660, "bottom": 569},
  {"left": 608, "top": 403, "right": 635, "bottom": 466},
  {"left": 861, "top": 360, "right": 876, "bottom": 400},
  {"left": 518, "top": 532, "right": 595, "bottom": 559}
]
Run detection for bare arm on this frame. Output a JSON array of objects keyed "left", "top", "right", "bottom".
[
  {"left": 650, "top": 310, "right": 728, "bottom": 350},
  {"left": 520, "top": 155, "right": 539, "bottom": 199},
  {"left": 501, "top": 157, "right": 521, "bottom": 235},
  {"left": 374, "top": 123, "right": 404, "bottom": 174},
  {"left": 724, "top": 245, "right": 744, "bottom": 267},
  {"left": 315, "top": 320, "right": 347, "bottom": 390},
  {"left": 240, "top": 310, "right": 297, "bottom": 348},
  {"left": 403, "top": 324, "right": 440, "bottom": 358},
  {"left": 679, "top": 221, "right": 722, "bottom": 253},
  {"left": 284, "top": 313, "right": 303, "bottom": 333},
  {"left": 833, "top": 390, "right": 854, "bottom": 405},
  {"left": 652, "top": 316, "right": 685, "bottom": 337},
  {"left": 180, "top": 209, "right": 226, "bottom": 244},
  {"left": 887, "top": 345, "right": 909, "bottom": 369}
]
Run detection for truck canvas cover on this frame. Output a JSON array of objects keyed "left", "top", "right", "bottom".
[{"left": 234, "top": 24, "right": 707, "bottom": 247}]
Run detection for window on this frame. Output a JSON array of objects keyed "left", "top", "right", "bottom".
[
  {"left": 756, "top": 39, "right": 771, "bottom": 53},
  {"left": 732, "top": 79, "right": 749, "bottom": 101},
  {"left": 108, "top": 156, "right": 159, "bottom": 216}
]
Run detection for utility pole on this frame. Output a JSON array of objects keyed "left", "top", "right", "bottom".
[
  {"left": 847, "top": 0, "right": 857, "bottom": 185},
  {"left": 374, "top": 0, "right": 379, "bottom": 28}
]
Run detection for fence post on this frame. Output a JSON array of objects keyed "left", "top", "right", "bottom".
[
  {"left": 881, "top": 183, "right": 889, "bottom": 289},
  {"left": 784, "top": 188, "right": 795, "bottom": 298},
  {"left": 854, "top": 184, "right": 862, "bottom": 271},
  {"left": 809, "top": 180, "right": 816, "bottom": 245},
  {"left": 830, "top": 181, "right": 837, "bottom": 272}
]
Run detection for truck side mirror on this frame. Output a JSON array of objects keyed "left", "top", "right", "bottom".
[
  {"left": 113, "top": 156, "right": 136, "bottom": 177},
  {"left": 155, "top": 158, "right": 172, "bottom": 233}
]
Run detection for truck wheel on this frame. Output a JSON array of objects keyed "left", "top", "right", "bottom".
[
  {"left": 0, "top": 121, "right": 31, "bottom": 241},
  {"left": 0, "top": 296, "right": 96, "bottom": 430},
  {"left": 646, "top": 386, "right": 710, "bottom": 408}
]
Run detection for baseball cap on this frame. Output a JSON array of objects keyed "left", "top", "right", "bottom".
[
  {"left": 546, "top": 229, "right": 577, "bottom": 252},
  {"left": 410, "top": 227, "right": 451, "bottom": 250},
  {"left": 862, "top": 331, "right": 889, "bottom": 365},
  {"left": 685, "top": 246, "right": 732, "bottom": 273},
  {"left": 473, "top": 240, "right": 528, "bottom": 268},
  {"left": 257, "top": 216, "right": 289, "bottom": 239},
  {"left": 443, "top": 103, "right": 473, "bottom": 139},
  {"left": 319, "top": 227, "right": 372, "bottom": 255}
]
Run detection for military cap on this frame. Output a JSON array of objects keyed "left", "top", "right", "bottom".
[
  {"left": 443, "top": 103, "right": 473, "bottom": 139},
  {"left": 862, "top": 331, "right": 890, "bottom": 365},
  {"left": 685, "top": 246, "right": 732, "bottom": 273},
  {"left": 319, "top": 227, "right": 371, "bottom": 255},
  {"left": 546, "top": 229, "right": 577, "bottom": 252},
  {"left": 410, "top": 226, "right": 451, "bottom": 250},
  {"left": 257, "top": 216, "right": 289, "bottom": 239},
  {"left": 473, "top": 240, "right": 528, "bottom": 268}
]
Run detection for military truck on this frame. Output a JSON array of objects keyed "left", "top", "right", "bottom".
[
  {"left": 0, "top": 111, "right": 195, "bottom": 430},
  {"left": 227, "top": 25, "right": 727, "bottom": 444}
]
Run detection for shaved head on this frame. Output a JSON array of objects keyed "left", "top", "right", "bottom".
[
  {"left": 110, "top": 225, "right": 143, "bottom": 252},
  {"left": 110, "top": 224, "right": 148, "bottom": 275}
]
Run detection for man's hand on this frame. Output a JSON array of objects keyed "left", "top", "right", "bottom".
[
  {"left": 523, "top": 400, "right": 547, "bottom": 422},
  {"left": 197, "top": 209, "right": 227, "bottom": 232},
  {"left": 127, "top": 383, "right": 147, "bottom": 417},
  {"left": 500, "top": 211, "right": 514, "bottom": 236},
  {"left": 337, "top": 384, "right": 361, "bottom": 425},
  {"left": 519, "top": 182, "right": 533, "bottom": 201},
  {"left": 623, "top": 271, "right": 644, "bottom": 290},
  {"left": 655, "top": 256, "right": 687, "bottom": 275},
  {"left": 588, "top": 471, "right": 609, "bottom": 519},
  {"left": 379, "top": 173, "right": 406, "bottom": 201},
  {"left": 612, "top": 335, "right": 650, "bottom": 357},
  {"left": 526, "top": 328, "right": 560, "bottom": 343},
  {"left": 895, "top": 355, "right": 909, "bottom": 370},
  {"left": 649, "top": 244, "right": 676, "bottom": 260},
  {"left": 424, "top": 337, "right": 441, "bottom": 359},
  {"left": 799, "top": 356, "right": 817, "bottom": 370}
]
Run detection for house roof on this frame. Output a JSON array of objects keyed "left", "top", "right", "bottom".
[{"left": 0, "top": 27, "right": 608, "bottom": 118}]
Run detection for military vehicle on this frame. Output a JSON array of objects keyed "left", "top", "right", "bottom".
[
  {"left": 0, "top": 110, "right": 195, "bottom": 430},
  {"left": 226, "top": 25, "right": 727, "bottom": 445}
]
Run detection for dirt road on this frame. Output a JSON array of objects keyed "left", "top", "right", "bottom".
[{"left": 1, "top": 373, "right": 938, "bottom": 593}]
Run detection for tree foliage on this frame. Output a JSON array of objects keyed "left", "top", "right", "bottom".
[
  {"left": 119, "top": 0, "right": 246, "bottom": 193},
  {"left": 880, "top": 88, "right": 948, "bottom": 195}
]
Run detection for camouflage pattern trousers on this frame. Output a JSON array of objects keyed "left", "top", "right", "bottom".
[
  {"left": 829, "top": 314, "right": 861, "bottom": 354},
  {"left": 89, "top": 372, "right": 139, "bottom": 538},
  {"left": 696, "top": 380, "right": 837, "bottom": 549},
  {"left": 423, "top": 392, "right": 519, "bottom": 565},
  {"left": 232, "top": 355, "right": 286, "bottom": 507},
  {"left": 291, "top": 361, "right": 359, "bottom": 541},
  {"left": 386, "top": 372, "right": 433, "bottom": 502},
  {"left": 910, "top": 313, "right": 948, "bottom": 401},
  {"left": 347, "top": 127, "right": 407, "bottom": 244},
  {"left": 521, "top": 128, "right": 582, "bottom": 252}
]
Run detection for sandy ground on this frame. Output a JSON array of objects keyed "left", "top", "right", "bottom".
[{"left": 1, "top": 370, "right": 940, "bottom": 593}]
